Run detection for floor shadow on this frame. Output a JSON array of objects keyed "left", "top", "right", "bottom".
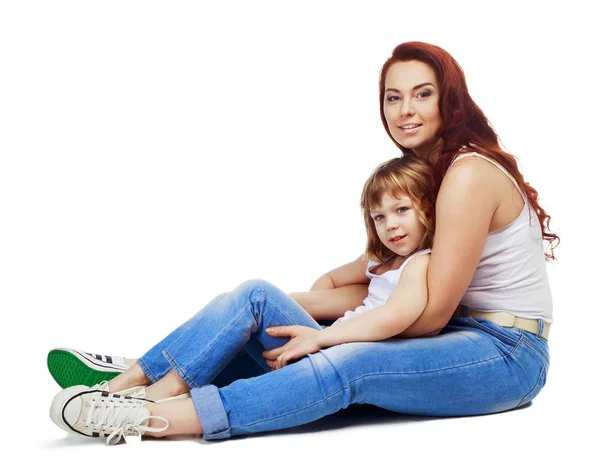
[
  {"left": 217, "top": 404, "right": 445, "bottom": 442},
  {"left": 223, "top": 401, "right": 536, "bottom": 442}
]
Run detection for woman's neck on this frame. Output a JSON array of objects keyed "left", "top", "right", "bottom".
[{"left": 413, "top": 138, "right": 443, "bottom": 164}]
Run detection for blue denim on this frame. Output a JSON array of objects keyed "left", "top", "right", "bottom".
[
  {"left": 138, "top": 279, "right": 549, "bottom": 440},
  {"left": 138, "top": 292, "right": 270, "bottom": 388}
]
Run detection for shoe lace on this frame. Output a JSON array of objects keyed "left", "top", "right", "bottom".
[
  {"left": 93, "top": 381, "right": 108, "bottom": 390},
  {"left": 85, "top": 394, "right": 168, "bottom": 445}
]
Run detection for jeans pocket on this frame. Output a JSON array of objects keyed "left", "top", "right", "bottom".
[{"left": 466, "top": 317, "right": 523, "bottom": 347}]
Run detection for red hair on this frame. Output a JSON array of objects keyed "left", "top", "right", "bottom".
[{"left": 379, "top": 42, "right": 559, "bottom": 260}]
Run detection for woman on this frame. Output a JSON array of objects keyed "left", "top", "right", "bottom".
[{"left": 48, "top": 41, "right": 557, "bottom": 443}]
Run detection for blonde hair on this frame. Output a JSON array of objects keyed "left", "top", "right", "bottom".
[{"left": 361, "top": 155, "right": 437, "bottom": 263}]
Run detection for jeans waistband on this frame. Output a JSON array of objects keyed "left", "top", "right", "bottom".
[{"left": 454, "top": 305, "right": 550, "bottom": 341}]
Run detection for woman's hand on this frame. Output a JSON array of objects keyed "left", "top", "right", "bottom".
[{"left": 263, "top": 326, "right": 322, "bottom": 370}]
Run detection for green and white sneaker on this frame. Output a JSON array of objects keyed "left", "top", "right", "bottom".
[
  {"left": 49, "top": 385, "right": 169, "bottom": 445},
  {"left": 47, "top": 348, "right": 129, "bottom": 388}
]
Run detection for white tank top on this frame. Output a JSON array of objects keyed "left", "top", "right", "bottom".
[
  {"left": 449, "top": 152, "right": 553, "bottom": 322},
  {"left": 333, "top": 248, "right": 432, "bottom": 325}
]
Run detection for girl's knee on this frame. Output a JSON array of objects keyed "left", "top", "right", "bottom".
[{"left": 234, "top": 279, "right": 278, "bottom": 296}]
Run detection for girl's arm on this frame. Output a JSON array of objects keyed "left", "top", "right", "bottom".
[
  {"left": 399, "top": 157, "right": 500, "bottom": 338},
  {"left": 290, "top": 286, "right": 369, "bottom": 321},
  {"left": 291, "top": 253, "right": 371, "bottom": 320},
  {"left": 266, "top": 255, "right": 429, "bottom": 369},
  {"left": 316, "top": 254, "right": 429, "bottom": 347},
  {"left": 309, "top": 254, "right": 370, "bottom": 290}
]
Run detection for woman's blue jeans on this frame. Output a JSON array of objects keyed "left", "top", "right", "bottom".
[{"left": 138, "top": 279, "right": 550, "bottom": 441}]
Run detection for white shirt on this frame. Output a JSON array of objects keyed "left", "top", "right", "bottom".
[
  {"left": 333, "top": 248, "right": 432, "bottom": 325},
  {"left": 449, "top": 152, "right": 553, "bottom": 322}
]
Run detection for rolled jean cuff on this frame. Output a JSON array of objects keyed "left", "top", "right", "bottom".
[
  {"left": 191, "top": 385, "right": 231, "bottom": 441},
  {"left": 137, "top": 358, "right": 159, "bottom": 383}
]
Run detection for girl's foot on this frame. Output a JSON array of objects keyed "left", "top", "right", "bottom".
[
  {"left": 47, "top": 348, "right": 129, "bottom": 388},
  {"left": 144, "top": 369, "right": 190, "bottom": 402},
  {"left": 107, "top": 363, "right": 152, "bottom": 395}
]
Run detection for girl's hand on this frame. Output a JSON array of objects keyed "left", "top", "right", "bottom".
[{"left": 263, "top": 326, "right": 321, "bottom": 370}]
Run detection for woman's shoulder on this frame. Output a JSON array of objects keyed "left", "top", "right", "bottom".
[
  {"left": 448, "top": 148, "right": 510, "bottom": 178},
  {"left": 449, "top": 149, "right": 496, "bottom": 171},
  {"left": 443, "top": 151, "right": 509, "bottom": 200}
]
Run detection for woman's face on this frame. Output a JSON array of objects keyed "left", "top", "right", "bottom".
[{"left": 383, "top": 60, "right": 443, "bottom": 159}]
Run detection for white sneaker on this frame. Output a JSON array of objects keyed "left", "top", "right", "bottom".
[
  {"left": 47, "top": 348, "right": 129, "bottom": 388},
  {"left": 92, "top": 381, "right": 149, "bottom": 399},
  {"left": 50, "top": 385, "right": 169, "bottom": 445}
]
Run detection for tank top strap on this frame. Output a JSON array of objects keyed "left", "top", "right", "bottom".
[{"left": 448, "top": 152, "right": 526, "bottom": 201}]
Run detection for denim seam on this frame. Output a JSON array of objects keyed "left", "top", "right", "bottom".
[
  {"left": 162, "top": 349, "right": 199, "bottom": 389},
  {"left": 249, "top": 288, "right": 265, "bottom": 327},
  {"left": 264, "top": 294, "right": 317, "bottom": 329},
  {"left": 137, "top": 358, "right": 159, "bottom": 383},
  {"left": 238, "top": 342, "right": 522, "bottom": 429},
  {"left": 521, "top": 335, "right": 550, "bottom": 366},
  {"left": 307, "top": 355, "right": 327, "bottom": 401},
  {"left": 206, "top": 429, "right": 230, "bottom": 439},
  {"left": 516, "top": 364, "right": 545, "bottom": 408},
  {"left": 320, "top": 350, "right": 353, "bottom": 407}
]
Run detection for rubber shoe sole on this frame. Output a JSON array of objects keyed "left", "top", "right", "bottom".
[{"left": 48, "top": 349, "right": 128, "bottom": 388}]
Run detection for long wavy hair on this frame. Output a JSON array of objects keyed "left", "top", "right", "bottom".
[
  {"left": 379, "top": 42, "right": 559, "bottom": 260},
  {"left": 361, "top": 155, "right": 437, "bottom": 263}
]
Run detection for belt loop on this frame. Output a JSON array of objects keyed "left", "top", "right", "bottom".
[
  {"left": 536, "top": 319, "right": 544, "bottom": 339},
  {"left": 460, "top": 305, "right": 467, "bottom": 317}
]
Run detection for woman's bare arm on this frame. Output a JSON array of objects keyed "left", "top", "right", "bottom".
[{"left": 399, "top": 157, "right": 500, "bottom": 337}]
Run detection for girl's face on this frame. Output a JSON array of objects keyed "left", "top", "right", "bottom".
[
  {"left": 370, "top": 192, "right": 426, "bottom": 258},
  {"left": 383, "top": 60, "right": 443, "bottom": 159}
]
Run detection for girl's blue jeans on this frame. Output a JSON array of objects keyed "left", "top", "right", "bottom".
[{"left": 138, "top": 279, "right": 550, "bottom": 441}]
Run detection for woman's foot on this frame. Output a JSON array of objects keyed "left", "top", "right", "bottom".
[{"left": 49, "top": 385, "right": 169, "bottom": 445}]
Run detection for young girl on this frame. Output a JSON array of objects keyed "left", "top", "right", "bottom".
[{"left": 49, "top": 155, "right": 438, "bottom": 444}]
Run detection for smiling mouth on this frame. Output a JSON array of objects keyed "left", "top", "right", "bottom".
[{"left": 390, "top": 235, "right": 406, "bottom": 242}]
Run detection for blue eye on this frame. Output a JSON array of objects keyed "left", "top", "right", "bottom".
[
  {"left": 373, "top": 215, "right": 384, "bottom": 221},
  {"left": 397, "top": 207, "right": 409, "bottom": 213}
]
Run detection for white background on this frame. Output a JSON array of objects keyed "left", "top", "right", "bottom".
[{"left": 1, "top": 1, "right": 598, "bottom": 468}]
